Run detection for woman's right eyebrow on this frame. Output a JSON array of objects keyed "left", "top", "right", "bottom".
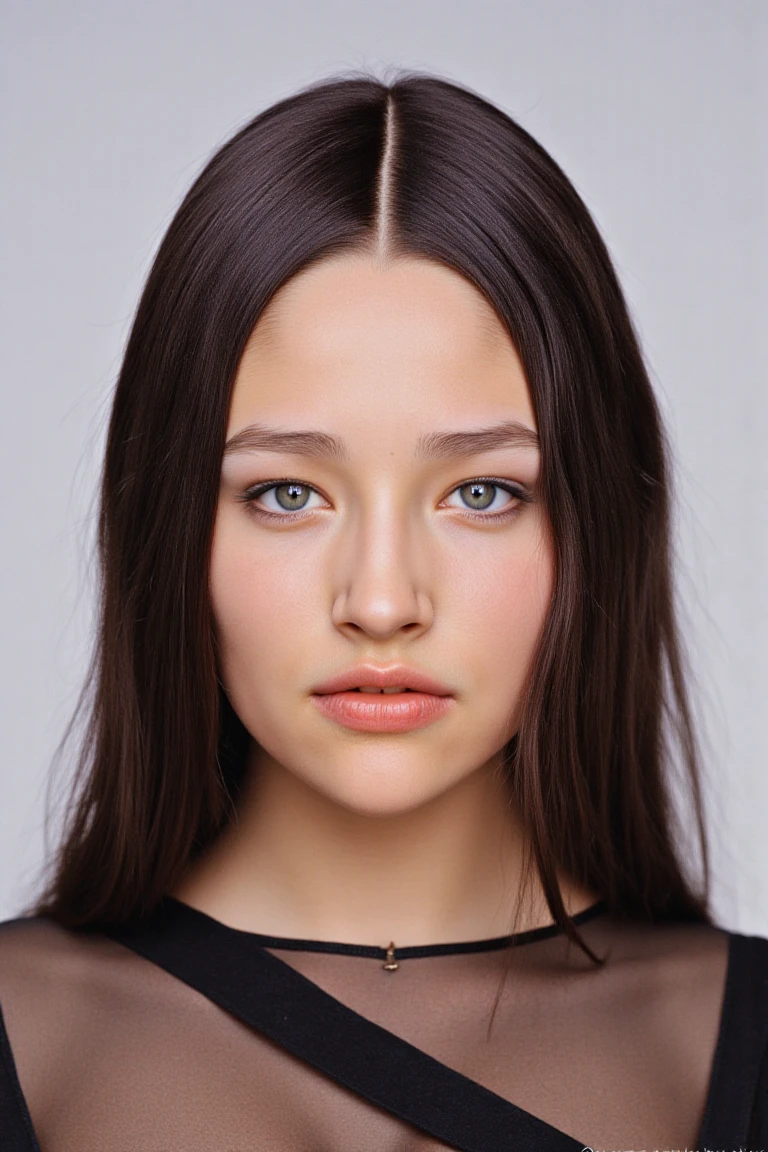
[
  {"left": 223, "top": 425, "right": 349, "bottom": 461},
  {"left": 222, "top": 420, "right": 539, "bottom": 462}
]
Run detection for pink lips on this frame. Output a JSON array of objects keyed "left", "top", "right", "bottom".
[{"left": 310, "top": 664, "right": 455, "bottom": 733}]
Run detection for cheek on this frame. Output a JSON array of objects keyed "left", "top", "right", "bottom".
[
  {"left": 208, "top": 515, "right": 316, "bottom": 704},
  {"left": 448, "top": 515, "right": 553, "bottom": 632},
  {"left": 498, "top": 531, "right": 554, "bottom": 641},
  {"left": 445, "top": 519, "right": 554, "bottom": 734}
]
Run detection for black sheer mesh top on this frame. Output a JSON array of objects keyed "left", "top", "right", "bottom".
[{"left": 1, "top": 897, "right": 767, "bottom": 1150}]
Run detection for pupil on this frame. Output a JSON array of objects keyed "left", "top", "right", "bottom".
[
  {"left": 461, "top": 482, "right": 495, "bottom": 510},
  {"left": 276, "top": 483, "right": 309, "bottom": 510}
]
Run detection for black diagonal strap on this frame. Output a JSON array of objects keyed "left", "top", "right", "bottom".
[
  {"left": 696, "top": 931, "right": 768, "bottom": 1147},
  {"left": 103, "top": 898, "right": 584, "bottom": 1152}
]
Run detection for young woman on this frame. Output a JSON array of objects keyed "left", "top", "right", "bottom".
[{"left": 0, "top": 72, "right": 765, "bottom": 1152}]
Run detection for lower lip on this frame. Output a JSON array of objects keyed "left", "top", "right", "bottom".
[{"left": 311, "top": 691, "right": 454, "bottom": 733}]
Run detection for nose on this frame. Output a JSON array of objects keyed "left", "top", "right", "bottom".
[{"left": 330, "top": 500, "right": 434, "bottom": 641}]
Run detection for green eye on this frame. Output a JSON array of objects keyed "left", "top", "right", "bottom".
[
  {"left": 444, "top": 479, "right": 530, "bottom": 517},
  {"left": 243, "top": 481, "right": 323, "bottom": 516},
  {"left": 273, "top": 483, "right": 311, "bottom": 511},
  {"left": 458, "top": 482, "right": 497, "bottom": 510}
]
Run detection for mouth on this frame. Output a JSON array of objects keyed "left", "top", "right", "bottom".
[
  {"left": 311, "top": 688, "right": 454, "bottom": 733},
  {"left": 310, "top": 667, "right": 454, "bottom": 732}
]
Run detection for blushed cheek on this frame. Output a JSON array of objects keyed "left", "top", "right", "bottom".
[
  {"left": 451, "top": 514, "right": 553, "bottom": 634},
  {"left": 505, "top": 525, "right": 554, "bottom": 649},
  {"left": 454, "top": 523, "right": 555, "bottom": 737},
  {"left": 209, "top": 528, "right": 295, "bottom": 705},
  {"left": 500, "top": 553, "right": 553, "bottom": 662}
]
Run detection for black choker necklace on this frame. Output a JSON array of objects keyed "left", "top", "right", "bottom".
[{"left": 165, "top": 897, "right": 607, "bottom": 972}]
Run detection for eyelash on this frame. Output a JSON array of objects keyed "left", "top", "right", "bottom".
[{"left": 237, "top": 477, "right": 533, "bottom": 524}]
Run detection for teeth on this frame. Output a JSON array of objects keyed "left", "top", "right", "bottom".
[{"left": 357, "top": 686, "right": 408, "bottom": 694}]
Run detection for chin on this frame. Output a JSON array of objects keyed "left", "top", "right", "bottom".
[{"left": 304, "top": 753, "right": 475, "bottom": 819}]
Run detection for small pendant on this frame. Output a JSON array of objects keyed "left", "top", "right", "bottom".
[{"left": 383, "top": 942, "right": 399, "bottom": 971}]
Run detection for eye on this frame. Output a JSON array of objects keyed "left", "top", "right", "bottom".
[
  {"left": 444, "top": 479, "right": 528, "bottom": 515},
  {"left": 243, "top": 481, "right": 326, "bottom": 516},
  {"left": 240, "top": 477, "right": 530, "bottom": 520}
]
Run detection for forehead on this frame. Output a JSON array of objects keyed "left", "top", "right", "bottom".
[{"left": 229, "top": 254, "right": 535, "bottom": 433}]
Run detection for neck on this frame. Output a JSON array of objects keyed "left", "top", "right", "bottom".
[{"left": 175, "top": 745, "right": 595, "bottom": 946}]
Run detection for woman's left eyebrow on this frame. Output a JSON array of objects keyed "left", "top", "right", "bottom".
[
  {"left": 222, "top": 419, "right": 539, "bottom": 461},
  {"left": 416, "top": 420, "right": 540, "bottom": 459}
]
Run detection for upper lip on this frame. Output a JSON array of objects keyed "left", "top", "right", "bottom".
[{"left": 312, "top": 664, "right": 453, "bottom": 696}]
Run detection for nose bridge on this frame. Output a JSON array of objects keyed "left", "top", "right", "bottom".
[{"left": 332, "top": 485, "right": 431, "bottom": 638}]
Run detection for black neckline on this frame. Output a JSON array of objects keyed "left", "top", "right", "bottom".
[{"left": 164, "top": 895, "right": 607, "bottom": 959}]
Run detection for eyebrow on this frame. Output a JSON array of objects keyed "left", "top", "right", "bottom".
[{"left": 222, "top": 419, "right": 539, "bottom": 462}]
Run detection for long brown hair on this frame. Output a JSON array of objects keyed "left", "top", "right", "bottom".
[{"left": 34, "top": 71, "right": 710, "bottom": 956}]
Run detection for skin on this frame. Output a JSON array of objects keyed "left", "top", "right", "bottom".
[{"left": 175, "top": 253, "right": 597, "bottom": 944}]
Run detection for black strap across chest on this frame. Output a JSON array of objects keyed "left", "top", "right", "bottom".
[{"left": 104, "top": 898, "right": 586, "bottom": 1152}]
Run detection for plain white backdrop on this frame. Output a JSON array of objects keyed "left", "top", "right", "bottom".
[{"left": 1, "top": 0, "right": 765, "bottom": 931}]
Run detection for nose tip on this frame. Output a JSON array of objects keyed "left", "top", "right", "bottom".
[{"left": 332, "top": 587, "right": 433, "bottom": 640}]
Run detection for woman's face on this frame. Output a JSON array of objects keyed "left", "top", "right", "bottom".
[{"left": 211, "top": 254, "right": 554, "bottom": 816}]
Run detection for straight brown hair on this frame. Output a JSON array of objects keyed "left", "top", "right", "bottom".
[{"left": 34, "top": 71, "right": 710, "bottom": 959}]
